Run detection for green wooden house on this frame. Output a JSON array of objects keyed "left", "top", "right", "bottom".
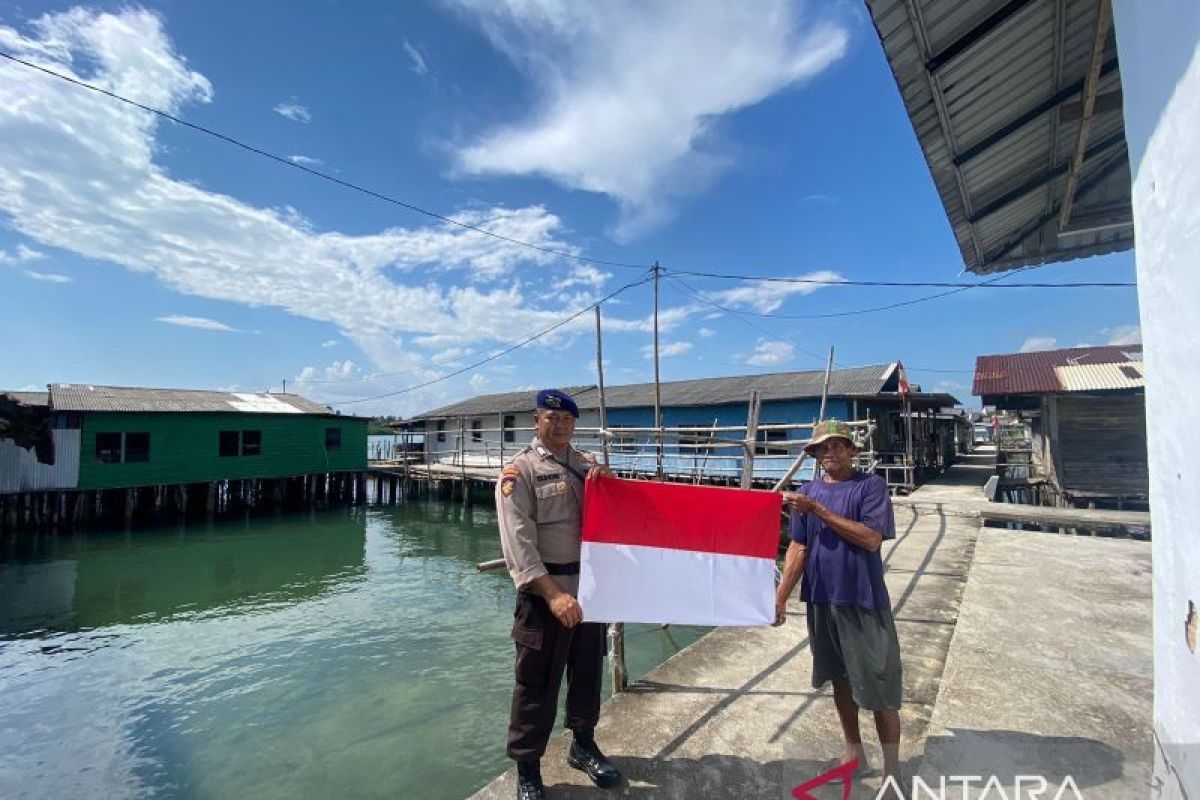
[{"left": 57, "top": 385, "right": 367, "bottom": 490}]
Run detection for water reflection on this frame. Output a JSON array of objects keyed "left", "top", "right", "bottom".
[
  {"left": 0, "top": 511, "right": 367, "bottom": 636},
  {"left": 0, "top": 500, "right": 707, "bottom": 800}
]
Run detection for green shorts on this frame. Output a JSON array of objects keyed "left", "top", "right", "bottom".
[{"left": 807, "top": 602, "right": 902, "bottom": 711}]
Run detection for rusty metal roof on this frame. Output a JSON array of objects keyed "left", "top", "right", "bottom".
[
  {"left": 411, "top": 364, "right": 904, "bottom": 420},
  {"left": 48, "top": 384, "right": 339, "bottom": 415},
  {"left": 867, "top": 0, "right": 1132, "bottom": 274},
  {"left": 974, "top": 344, "right": 1143, "bottom": 396}
]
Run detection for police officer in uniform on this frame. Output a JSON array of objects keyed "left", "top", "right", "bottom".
[{"left": 497, "top": 389, "right": 622, "bottom": 800}]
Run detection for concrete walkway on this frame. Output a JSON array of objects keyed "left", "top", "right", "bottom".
[{"left": 469, "top": 454, "right": 1152, "bottom": 799}]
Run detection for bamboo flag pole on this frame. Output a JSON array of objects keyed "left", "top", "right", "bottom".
[
  {"left": 595, "top": 304, "right": 627, "bottom": 692},
  {"left": 772, "top": 345, "right": 835, "bottom": 492}
]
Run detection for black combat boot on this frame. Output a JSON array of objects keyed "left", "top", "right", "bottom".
[
  {"left": 516, "top": 760, "right": 546, "bottom": 800},
  {"left": 567, "top": 732, "right": 621, "bottom": 789}
]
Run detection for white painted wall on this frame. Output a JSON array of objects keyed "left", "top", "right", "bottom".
[
  {"left": 1112, "top": 3, "right": 1200, "bottom": 795},
  {"left": 421, "top": 410, "right": 605, "bottom": 465},
  {"left": 0, "top": 429, "right": 80, "bottom": 493}
]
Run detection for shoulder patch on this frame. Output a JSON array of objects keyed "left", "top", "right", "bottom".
[{"left": 500, "top": 473, "right": 518, "bottom": 497}]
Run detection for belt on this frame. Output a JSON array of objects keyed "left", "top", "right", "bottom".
[{"left": 545, "top": 561, "right": 581, "bottom": 576}]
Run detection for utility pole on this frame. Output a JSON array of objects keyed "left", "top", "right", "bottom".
[
  {"left": 282, "top": 379, "right": 287, "bottom": 394},
  {"left": 652, "top": 261, "right": 663, "bottom": 478}
]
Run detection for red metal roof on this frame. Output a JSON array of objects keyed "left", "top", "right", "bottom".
[{"left": 973, "top": 345, "right": 1143, "bottom": 397}]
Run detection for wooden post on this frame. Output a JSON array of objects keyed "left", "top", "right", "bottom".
[
  {"left": 594, "top": 305, "right": 626, "bottom": 692},
  {"left": 498, "top": 412, "right": 506, "bottom": 467},
  {"left": 595, "top": 305, "right": 612, "bottom": 469},
  {"left": 741, "top": 390, "right": 762, "bottom": 489},
  {"left": 459, "top": 418, "right": 468, "bottom": 507},
  {"left": 652, "top": 262, "right": 663, "bottom": 479}
]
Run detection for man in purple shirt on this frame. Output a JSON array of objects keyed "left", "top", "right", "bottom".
[{"left": 774, "top": 419, "right": 902, "bottom": 783}]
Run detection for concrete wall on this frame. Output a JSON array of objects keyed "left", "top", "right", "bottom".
[{"left": 1112, "top": 3, "right": 1200, "bottom": 795}]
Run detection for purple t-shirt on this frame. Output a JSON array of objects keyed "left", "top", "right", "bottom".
[{"left": 788, "top": 472, "right": 895, "bottom": 609}]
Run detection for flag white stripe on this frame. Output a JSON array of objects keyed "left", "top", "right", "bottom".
[{"left": 578, "top": 542, "right": 775, "bottom": 626}]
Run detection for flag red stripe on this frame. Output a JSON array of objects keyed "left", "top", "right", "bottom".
[{"left": 582, "top": 476, "right": 780, "bottom": 559}]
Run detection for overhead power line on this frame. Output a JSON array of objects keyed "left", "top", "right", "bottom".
[
  {"left": 330, "top": 271, "right": 655, "bottom": 406},
  {"left": 663, "top": 267, "right": 1137, "bottom": 289},
  {"left": 688, "top": 265, "right": 1056, "bottom": 320},
  {"left": 0, "top": 50, "right": 649, "bottom": 272},
  {"left": 665, "top": 275, "right": 830, "bottom": 365}
]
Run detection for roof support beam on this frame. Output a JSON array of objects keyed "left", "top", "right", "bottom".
[
  {"left": 924, "top": 0, "right": 1037, "bottom": 73},
  {"left": 952, "top": 58, "right": 1119, "bottom": 167},
  {"left": 988, "top": 150, "right": 1129, "bottom": 263},
  {"left": 968, "top": 131, "right": 1125, "bottom": 224},
  {"left": 1059, "top": 0, "right": 1113, "bottom": 229}
]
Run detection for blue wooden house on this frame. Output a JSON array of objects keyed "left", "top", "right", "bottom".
[{"left": 408, "top": 363, "right": 959, "bottom": 487}]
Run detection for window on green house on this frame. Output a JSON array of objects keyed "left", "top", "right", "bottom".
[
  {"left": 219, "top": 430, "right": 239, "bottom": 457},
  {"left": 325, "top": 427, "right": 342, "bottom": 451},
  {"left": 95, "top": 432, "right": 122, "bottom": 463},
  {"left": 125, "top": 432, "right": 150, "bottom": 462},
  {"left": 503, "top": 415, "right": 515, "bottom": 443},
  {"left": 472, "top": 420, "right": 482, "bottom": 442},
  {"left": 436, "top": 420, "right": 446, "bottom": 443},
  {"left": 242, "top": 430, "right": 262, "bottom": 456}
]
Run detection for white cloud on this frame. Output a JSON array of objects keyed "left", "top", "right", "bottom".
[
  {"left": 641, "top": 340, "right": 692, "bottom": 358},
  {"left": 703, "top": 270, "right": 844, "bottom": 313},
  {"left": 0, "top": 9, "right": 618, "bottom": 414},
  {"left": 698, "top": 327, "right": 716, "bottom": 338},
  {"left": 288, "top": 154, "right": 323, "bottom": 167},
  {"left": 156, "top": 315, "right": 238, "bottom": 332},
  {"left": 452, "top": 0, "right": 848, "bottom": 239},
  {"left": 431, "top": 346, "right": 474, "bottom": 365},
  {"left": 469, "top": 373, "right": 488, "bottom": 392},
  {"left": 1019, "top": 336, "right": 1058, "bottom": 353},
  {"left": 746, "top": 338, "right": 793, "bottom": 366},
  {"left": 403, "top": 40, "right": 428, "bottom": 75},
  {"left": 1106, "top": 324, "right": 1142, "bottom": 346},
  {"left": 273, "top": 99, "right": 311, "bottom": 123},
  {"left": 321, "top": 339, "right": 339, "bottom": 348},
  {"left": 0, "top": 244, "right": 47, "bottom": 263},
  {"left": 23, "top": 269, "right": 72, "bottom": 283}
]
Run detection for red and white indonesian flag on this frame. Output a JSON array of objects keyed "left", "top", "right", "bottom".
[{"left": 579, "top": 477, "right": 781, "bottom": 627}]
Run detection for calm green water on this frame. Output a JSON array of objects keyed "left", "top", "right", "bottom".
[{"left": 0, "top": 501, "right": 708, "bottom": 799}]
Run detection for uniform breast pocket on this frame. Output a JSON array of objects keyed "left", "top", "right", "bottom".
[{"left": 534, "top": 482, "right": 572, "bottom": 523}]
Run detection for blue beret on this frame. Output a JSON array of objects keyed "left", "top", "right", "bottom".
[{"left": 536, "top": 389, "right": 579, "bottom": 418}]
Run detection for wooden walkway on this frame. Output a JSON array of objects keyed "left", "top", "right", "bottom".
[{"left": 897, "top": 447, "right": 1151, "bottom": 537}]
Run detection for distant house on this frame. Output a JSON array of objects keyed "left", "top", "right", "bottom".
[
  {"left": 0, "top": 385, "right": 367, "bottom": 494},
  {"left": 974, "top": 345, "right": 1147, "bottom": 509},
  {"left": 407, "top": 363, "right": 959, "bottom": 488}
]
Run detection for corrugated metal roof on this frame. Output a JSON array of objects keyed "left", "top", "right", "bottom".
[
  {"left": 867, "top": 0, "right": 1132, "bottom": 274},
  {"left": 411, "top": 364, "right": 900, "bottom": 420},
  {"left": 974, "top": 344, "right": 1144, "bottom": 396},
  {"left": 415, "top": 385, "right": 599, "bottom": 420},
  {"left": 48, "top": 384, "right": 337, "bottom": 415},
  {"left": 1055, "top": 361, "right": 1144, "bottom": 391},
  {"left": 0, "top": 390, "right": 49, "bottom": 407}
]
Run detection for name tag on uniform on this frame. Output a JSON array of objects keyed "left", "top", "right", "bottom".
[
  {"left": 535, "top": 472, "right": 564, "bottom": 483},
  {"left": 535, "top": 481, "right": 568, "bottom": 498}
]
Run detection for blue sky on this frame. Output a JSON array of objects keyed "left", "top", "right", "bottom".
[{"left": 0, "top": 1, "right": 1140, "bottom": 416}]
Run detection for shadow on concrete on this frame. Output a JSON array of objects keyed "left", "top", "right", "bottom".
[
  {"left": 542, "top": 753, "right": 873, "bottom": 799},
  {"left": 919, "top": 728, "right": 1126, "bottom": 790}
]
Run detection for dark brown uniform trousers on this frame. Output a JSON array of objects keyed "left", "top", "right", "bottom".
[{"left": 507, "top": 591, "right": 606, "bottom": 761}]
